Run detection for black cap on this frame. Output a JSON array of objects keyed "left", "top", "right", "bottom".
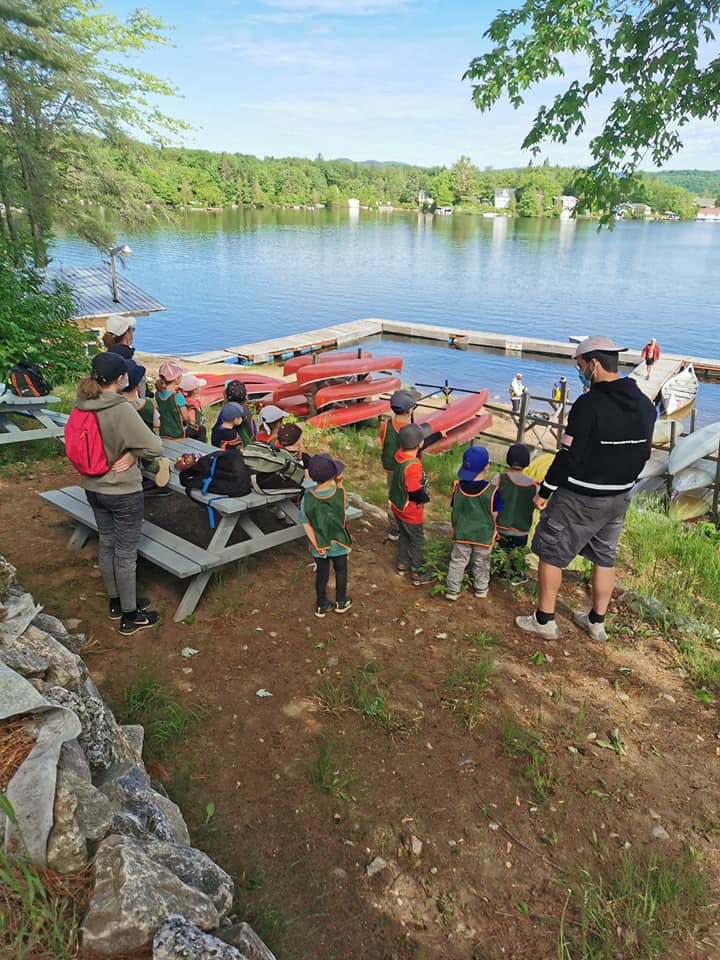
[
  {"left": 277, "top": 423, "right": 302, "bottom": 447},
  {"left": 121, "top": 359, "right": 146, "bottom": 393},
  {"left": 92, "top": 352, "right": 128, "bottom": 384},
  {"left": 506, "top": 443, "right": 530, "bottom": 468}
]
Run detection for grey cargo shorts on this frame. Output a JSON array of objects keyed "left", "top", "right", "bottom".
[{"left": 532, "top": 487, "right": 631, "bottom": 569}]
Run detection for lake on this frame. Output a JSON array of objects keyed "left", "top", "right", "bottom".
[{"left": 51, "top": 208, "right": 720, "bottom": 422}]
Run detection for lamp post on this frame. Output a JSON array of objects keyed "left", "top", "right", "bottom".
[{"left": 108, "top": 244, "right": 132, "bottom": 303}]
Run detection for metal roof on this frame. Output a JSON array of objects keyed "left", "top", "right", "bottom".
[{"left": 44, "top": 266, "right": 165, "bottom": 321}]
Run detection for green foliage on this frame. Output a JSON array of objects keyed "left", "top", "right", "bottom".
[
  {"left": 307, "top": 736, "right": 358, "bottom": 801},
  {"left": 444, "top": 649, "right": 495, "bottom": 730},
  {"left": 0, "top": 240, "right": 86, "bottom": 385},
  {"left": 464, "top": 0, "right": 720, "bottom": 222},
  {"left": 121, "top": 670, "right": 202, "bottom": 762},
  {"left": 502, "top": 717, "right": 555, "bottom": 802},
  {"left": 558, "top": 849, "right": 713, "bottom": 959}
]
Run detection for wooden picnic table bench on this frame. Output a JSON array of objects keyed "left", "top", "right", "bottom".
[
  {"left": 0, "top": 390, "right": 64, "bottom": 446},
  {"left": 39, "top": 435, "right": 361, "bottom": 623}
]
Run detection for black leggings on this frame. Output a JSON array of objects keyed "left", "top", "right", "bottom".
[{"left": 315, "top": 555, "right": 348, "bottom": 605}]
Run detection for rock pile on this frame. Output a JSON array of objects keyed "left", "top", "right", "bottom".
[{"left": 0, "top": 555, "right": 276, "bottom": 960}]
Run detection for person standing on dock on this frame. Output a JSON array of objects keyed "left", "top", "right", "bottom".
[
  {"left": 515, "top": 336, "right": 655, "bottom": 643},
  {"left": 640, "top": 338, "right": 660, "bottom": 380},
  {"left": 509, "top": 373, "right": 525, "bottom": 419}
]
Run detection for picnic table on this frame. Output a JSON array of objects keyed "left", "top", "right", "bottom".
[
  {"left": 39, "top": 435, "right": 361, "bottom": 622},
  {"left": 0, "top": 390, "right": 63, "bottom": 446}
]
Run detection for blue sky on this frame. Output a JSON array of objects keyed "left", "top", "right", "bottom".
[{"left": 107, "top": 0, "right": 720, "bottom": 169}]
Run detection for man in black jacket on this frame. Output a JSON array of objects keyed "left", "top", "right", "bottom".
[{"left": 516, "top": 336, "right": 656, "bottom": 642}]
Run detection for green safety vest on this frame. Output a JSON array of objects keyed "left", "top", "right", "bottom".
[
  {"left": 451, "top": 480, "right": 497, "bottom": 546},
  {"left": 135, "top": 398, "right": 156, "bottom": 431},
  {"left": 381, "top": 418, "right": 402, "bottom": 471},
  {"left": 157, "top": 391, "right": 184, "bottom": 440},
  {"left": 237, "top": 416, "right": 254, "bottom": 448},
  {"left": 302, "top": 486, "right": 351, "bottom": 551},
  {"left": 497, "top": 473, "right": 537, "bottom": 536},
  {"left": 389, "top": 456, "right": 427, "bottom": 512}
]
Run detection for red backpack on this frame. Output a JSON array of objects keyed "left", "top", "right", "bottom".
[{"left": 64, "top": 409, "right": 109, "bottom": 476}]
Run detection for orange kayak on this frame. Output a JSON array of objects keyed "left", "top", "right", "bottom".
[
  {"left": 423, "top": 413, "right": 493, "bottom": 455},
  {"left": 283, "top": 349, "right": 373, "bottom": 377},
  {"left": 417, "top": 389, "right": 488, "bottom": 435},
  {"left": 297, "top": 357, "right": 403, "bottom": 387},
  {"left": 307, "top": 399, "right": 391, "bottom": 429},
  {"left": 314, "top": 375, "right": 401, "bottom": 409}
]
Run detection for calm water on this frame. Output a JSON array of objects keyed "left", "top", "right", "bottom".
[{"left": 51, "top": 209, "right": 720, "bottom": 421}]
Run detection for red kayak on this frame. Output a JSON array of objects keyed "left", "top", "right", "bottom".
[
  {"left": 423, "top": 413, "right": 493, "bottom": 455},
  {"left": 307, "top": 399, "right": 391, "bottom": 429},
  {"left": 283, "top": 349, "right": 373, "bottom": 377},
  {"left": 417, "top": 389, "right": 488, "bottom": 435},
  {"left": 314, "top": 375, "right": 401, "bottom": 409},
  {"left": 271, "top": 380, "right": 307, "bottom": 403},
  {"left": 297, "top": 357, "right": 403, "bottom": 387}
]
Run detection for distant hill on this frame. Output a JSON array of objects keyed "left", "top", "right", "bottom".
[
  {"left": 646, "top": 169, "right": 720, "bottom": 197},
  {"left": 332, "top": 158, "right": 419, "bottom": 168}
]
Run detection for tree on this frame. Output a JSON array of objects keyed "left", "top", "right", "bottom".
[
  {"left": 0, "top": 1, "right": 184, "bottom": 263},
  {"left": 463, "top": 0, "right": 720, "bottom": 222},
  {"left": 431, "top": 170, "right": 453, "bottom": 206},
  {"left": 449, "top": 155, "right": 478, "bottom": 204}
]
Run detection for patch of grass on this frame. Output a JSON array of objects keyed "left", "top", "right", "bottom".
[
  {"left": 502, "top": 717, "right": 556, "bottom": 803},
  {"left": 444, "top": 651, "right": 495, "bottom": 730},
  {"left": 314, "top": 675, "right": 349, "bottom": 713},
  {"left": 121, "top": 670, "right": 202, "bottom": 762},
  {"left": 558, "top": 848, "right": 714, "bottom": 960},
  {"left": 348, "top": 661, "right": 416, "bottom": 734},
  {"left": 675, "top": 634, "right": 720, "bottom": 691},
  {"left": 307, "top": 736, "right": 358, "bottom": 801}
]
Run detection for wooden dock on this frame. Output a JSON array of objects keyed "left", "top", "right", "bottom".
[
  {"left": 183, "top": 318, "right": 720, "bottom": 382},
  {"left": 628, "top": 358, "right": 684, "bottom": 401}
]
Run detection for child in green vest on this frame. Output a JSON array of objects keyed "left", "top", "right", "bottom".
[
  {"left": 389, "top": 422, "right": 432, "bottom": 585},
  {"left": 494, "top": 443, "right": 538, "bottom": 586},
  {"left": 156, "top": 361, "right": 191, "bottom": 440},
  {"left": 121, "top": 360, "right": 159, "bottom": 432},
  {"left": 379, "top": 390, "right": 417, "bottom": 541},
  {"left": 446, "top": 445, "right": 500, "bottom": 601},
  {"left": 300, "top": 454, "right": 352, "bottom": 618},
  {"left": 179, "top": 374, "right": 208, "bottom": 442}
]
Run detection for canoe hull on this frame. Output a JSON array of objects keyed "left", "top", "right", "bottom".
[
  {"left": 297, "top": 357, "right": 403, "bottom": 387},
  {"left": 423, "top": 413, "right": 493, "bottom": 455},
  {"left": 314, "top": 375, "right": 401, "bottom": 408},
  {"left": 668, "top": 420, "right": 720, "bottom": 474},
  {"left": 307, "top": 399, "right": 391, "bottom": 429},
  {"left": 283, "top": 349, "right": 373, "bottom": 377},
  {"left": 418, "top": 389, "right": 488, "bottom": 435}
]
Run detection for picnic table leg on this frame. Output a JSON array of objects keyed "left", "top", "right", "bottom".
[
  {"left": 68, "top": 522, "right": 93, "bottom": 551},
  {"left": 172, "top": 514, "right": 238, "bottom": 623}
]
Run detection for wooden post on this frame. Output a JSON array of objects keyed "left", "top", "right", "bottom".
[
  {"left": 669, "top": 420, "right": 677, "bottom": 452},
  {"left": 690, "top": 407, "right": 696, "bottom": 434},
  {"left": 517, "top": 390, "right": 529, "bottom": 443}
]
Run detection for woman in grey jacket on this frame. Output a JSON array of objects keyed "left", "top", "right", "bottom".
[{"left": 74, "top": 352, "right": 169, "bottom": 635}]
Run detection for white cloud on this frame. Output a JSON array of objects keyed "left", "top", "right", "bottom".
[{"left": 263, "top": 0, "right": 412, "bottom": 15}]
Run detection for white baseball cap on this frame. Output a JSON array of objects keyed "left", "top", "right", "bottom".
[
  {"left": 105, "top": 314, "right": 134, "bottom": 336},
  {"left": 178, "top": 374, "right": 207, "bottom": 391},
  {"left": 574, "top": 336, "right": 627, "bottom": 358}
]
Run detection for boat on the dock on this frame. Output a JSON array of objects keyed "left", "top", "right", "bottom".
[
  {"left": 423, "top": 413, "right": 493, "bottom": 455},
  {"left": 307, "top": 399, "right": 391, "bottom": 429},
  {"left": 314, "top": 375, "right": 401, "bottom": 409},
  {"left": 660, "top": 363, "right": 698, "bottom": 416}
]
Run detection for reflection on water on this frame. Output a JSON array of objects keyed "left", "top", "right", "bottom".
[{"left": 50, "top": 208, "right": 720, "bottom": 422}]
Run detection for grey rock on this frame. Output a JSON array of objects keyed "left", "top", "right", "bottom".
[
  {"left": 44, "top": 686, "right": 115, "bottom": 773},
  {"left": 145, "top": 842, "right": 234, "bottom": 918},
  {"left": 0, "top": 590, "right": 41, "bottom": 644},
  {"left": 81, "top": 836, "right": 221, "bottom": 956},
  {"left": 98, "top": 763, "right": 190, "bottom": 845},
  {"left": 652, "top": 823, "right": 671, "bottom": 841},
  {"left": 58, "top": 633, "right": 89, "bottom": 655},
  {"left": 59, "top": 738, "right": 92, "bottom": 781},
  {"left": 216, "top": 921, "right": 278, "bottom": 960},
  {"left": 32, "top": 612, "right": 68, "bottom": 637},
  {"left": 366, "top": 855, "right": 389, "bottom": 878},
  {"left": 64, "top": 617, "right": 82, "bottom": 631},
  {"left": 0, "top": 646, "right": 49, "bottom": 678},
  {"left": 0, "top": 555, "right": 17, "bottom": 596},
  {"left": 47, "top": 769, "right": 115, "bottom": 873},
  {"left": 154, "top": 916, "right": 244, "bottom": 960},
  {"left": 410, "top": 835, "right": 423, "bottom": 857},
  {"left": 12, "top": 626, "right": 84, "bottom": 690},
  {"left": 121, "top": 724, "right": 145, "bottom": 760}
]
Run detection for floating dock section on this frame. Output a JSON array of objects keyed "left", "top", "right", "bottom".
[{"left": 183, "top": 318, "right": 720, "bottom": 382}]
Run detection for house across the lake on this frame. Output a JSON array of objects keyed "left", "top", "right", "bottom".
[
  {"left": 494, "top": 188, "right": 515, "bottom": 209},
  {"left": 696, "top": 208, "right": 720, "bottom": 222}
]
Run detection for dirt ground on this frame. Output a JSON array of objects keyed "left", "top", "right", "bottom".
[{"left": 2, "top": 453, "right": 720, "bottom": 960}]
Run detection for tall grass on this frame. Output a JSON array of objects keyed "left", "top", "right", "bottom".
[{"left": 121, "top": 670, "right": 203, "bottom": 762}]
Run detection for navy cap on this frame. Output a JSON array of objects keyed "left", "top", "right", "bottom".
[
  {"left": 506, "top": 443, "right": 530, "bottom": 469},
  {"left": 92, "top": 352, "right": 128, "bottom": 384},
  {"left": 121, "top": 359, "right": 146, "bottom": 393},
  {"left": 220, "top": 402, "right": 246, "bottom": 422}
]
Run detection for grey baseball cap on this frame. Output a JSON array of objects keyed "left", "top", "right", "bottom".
[
  {"left": 574, "top": 336, "right": 627, "bottom": 358},
  {"left": 398, "top": 423, "right": 430, "bottom": 449}
]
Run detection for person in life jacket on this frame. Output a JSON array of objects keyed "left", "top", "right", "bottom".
[
  {"left": 551, "top": 376, "right": 568, "bottom": 412},
  {"left": 71, "top": 352, "right": 169, "bottom": 635},
  {"left": 389, "top": 422, "right": 432, "bottom": 586},
  {"left": 493, "top": 443, "right": 537, "bottom": 586},
  {"left": 379, "top": 389, "right": 417, "bottom": 541},
  {"left": 256, "top": 405, "right": 286, "bottom": 446},
  {"left": 155, "top": 361, "right": 191, "bottom": 440},
  {"left": 178, "top": 374, "right": 208, "bottom": 442},
  {"left": 299, "top": 454, "right": 352, "bottom": 618},
  {"left": 445, "top": 445, "right": 502, "bottom": 601}
]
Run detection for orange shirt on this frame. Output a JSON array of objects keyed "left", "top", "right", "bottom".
[{"left": 390, "top": 449, "right": 425, "bottom": 525}]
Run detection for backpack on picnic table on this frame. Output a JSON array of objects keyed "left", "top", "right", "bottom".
[
  {"left": 241, "top": 440, "right": 305, "bottom": 494},
  {"left": 178, "top": 448, "right": 252, "bottom": 499},
  {"left": 7, "top": 362, "right": 51, "bottom": 398}
]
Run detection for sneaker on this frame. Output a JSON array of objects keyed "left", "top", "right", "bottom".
[
  {"left": 396, "top": 564, "right": 409, "bottom": 575},
  {"left": 315, "top": 601, "right": 335, "bottom": 618},
  {"left": 445, "top": 592, "right": 460, "bottom": 602},
  {"left": 387, "top": 532, "right": 399, "bottom": 542},
  {"left": 411, "top": 572, "right": 433, "bottom": 587},
  {"left": 335, "top": 598, "right": 353, "bottom": 614},
  {"left": 119, "top": 609, "right": 160, "bottom": 635},
  {"left": 573, "top": 610, "right": 608, "bottom": 642},
  {"left": 474, "top": 589, "right": 489, "bottom": 599},
  {"left": 109, "top": 596, "right": 151, "bottom": 620},
  {"left": 515, "top": 613, "right": 561, "bottom": 640},
  {"left": 511, "top": 573, "right": 529, "bottom": 587},
  {"left": 154, "top": 457, "right": 171, "bottom": 488}
]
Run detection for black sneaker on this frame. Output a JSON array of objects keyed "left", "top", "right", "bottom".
[
  {"left": 119, "top": 609, "right": 160, "bottom": 635},
  {"left": 109, "top": 596, "right": 151, "bottom": 620},
  {"left": 411, "top": 572, "right": 433, "bottom": 587},
  {"left": 315, "top": 601, "right": 335, "bottom": 618},
  {"left": 334, "top": 598, "right": 353, "bottom": 614}
]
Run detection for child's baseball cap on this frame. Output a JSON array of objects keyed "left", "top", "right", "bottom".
[
  {"left": 121, "top": 360, "right": 146, "bottom": 393},
  {"left": 457, "top": 445, "right": 490, "bottom": 480},
  {"left": 179, "top": 374, "right": 207, "bottom": 392},
  {"left": 277, "top": 423, "right": 302, "bottom": 447},
  {"left": 220, "top": 402, "right": 245, "bottom": 423},
  {"left": 308, "top": 454, "right": 344, "bottom": 482},
  {"left": 158, "top": 361, "right": 185, "bottom": 382},
  {"left": 390, "top": 390, "right": 416, "bottom": 413},
  {"left": 398, "top": 423, "right": 427, "bottom": 450},
  {"left": 506, "top": 443, "right": 530, "bottom": 469},
  {"left": 260, "top": 405, "right": 286, "bottom": 425}
]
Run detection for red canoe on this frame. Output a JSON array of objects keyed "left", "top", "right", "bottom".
[
  {"left": 271, "top": 380, "right": 307, "bottom": 403},
  {"left": 417, "top": 389, "right": 488, "bottom": 435},
  {"left": 297, "top": 357, "right": 403, "bottom": 387},
  {"left": 307, "top": 399, "right": 391, "bottom": 429},
  {"left": 423, "top": 413, "right": 493, "bottom": 455},
  {"left": 257, "top": 393, "right": 310, "bottom": 417},
  {"left": 314, "top": 375, "right": 402, "bottom": 409},
  {"left": 283, "top": 349, "right": 373, "bottom": 377}
]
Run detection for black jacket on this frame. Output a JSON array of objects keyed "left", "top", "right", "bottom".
[{"left": 539, "top": 377, "right": 655, "bottom": 499}]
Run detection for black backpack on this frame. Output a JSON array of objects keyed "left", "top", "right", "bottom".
[
  {"left": 178, "top": 449, "right": 251, "bottom": 498},
  {"left": 8, "top": 363, "right": 51, "bottom": 397}
]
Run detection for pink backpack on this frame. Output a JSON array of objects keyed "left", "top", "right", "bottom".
[{"left": 65, "top": 409, "right": 109, "bottom": 476}]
